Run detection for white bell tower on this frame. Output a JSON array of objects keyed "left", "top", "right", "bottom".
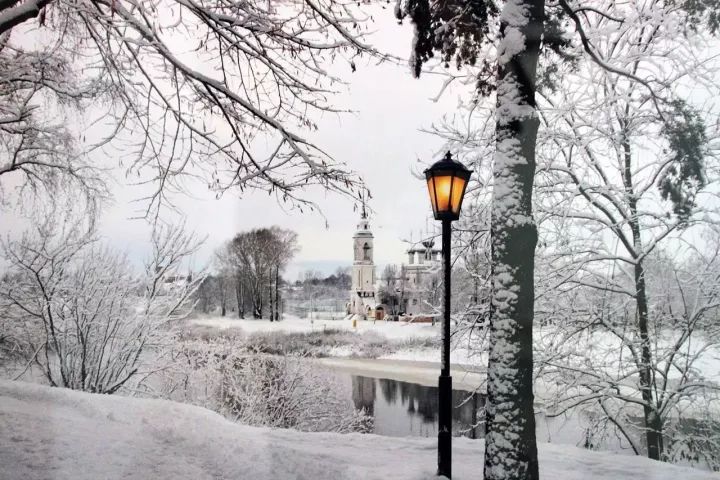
[{"left": 349, "top": 204, "right": 376, "bottom": 316}]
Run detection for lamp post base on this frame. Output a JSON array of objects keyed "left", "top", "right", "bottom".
[{"left": 437, "top": 374, "right": 452, "bottom": 478}]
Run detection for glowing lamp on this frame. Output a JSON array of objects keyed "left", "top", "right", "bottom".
[{"left": 424, "top": 152, "right": 471, "bottom": 221}]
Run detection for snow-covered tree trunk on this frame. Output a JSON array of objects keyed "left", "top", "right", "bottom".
[
  {"left": 621, "top": 131, "right": 664, "bottom": 460},
  {"left": 484, "top": 1, "right": 543, "bottom": 479}
]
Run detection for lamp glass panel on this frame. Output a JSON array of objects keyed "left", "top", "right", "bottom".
[
  {"left": 426, "top": 178, "right": 438, "bottom": 216},
  {"left": 450, "top": 175, "right": 467, "bottom": 214},
  {"left": 432, "top": 175, "right": 453, "bottom": 213}
]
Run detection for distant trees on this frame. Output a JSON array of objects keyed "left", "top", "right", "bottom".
[
  {"left": 0, "top": 219, "right": 202, "bottom": 394},
  {"left": 298, "top": 268, "right": 351, "bottom": 289},
  {"left": 207, "top": 227, "right": 298, "bottom": 320}
]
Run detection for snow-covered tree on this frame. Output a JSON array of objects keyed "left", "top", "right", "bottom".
[
  {"left": 532, "top": 3, "right": 720, "bottom": 458},
  {"left": 0, "top": 217, "right": 203, "bottom": 394},
  {"left": 400, "top": 0, "right": 720, "bottom": 475},
  {"left": 0, "top": 35, "right": 108, "bottom": 215},
  {"left": 537, "top": 232, "right": 720, "bottom": 470},
  {"left": 1, "top": 0, "right": 374, "bottom": 216},
  {"left": 397, "top": 0, "right": 547, "bottom": 476},
  {"left": 220, "top": 227, "right": 298, "bottom": 319}
]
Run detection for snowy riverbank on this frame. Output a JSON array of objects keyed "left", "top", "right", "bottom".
[
  {"left": 190, "top": 313, "right": 439, "bottom": 339},
  {"left": 1, "top": 379, "right": 716, "bottom": 480},
  {"left": 318, "top": 357, "right": 484, "bottom": 392}
]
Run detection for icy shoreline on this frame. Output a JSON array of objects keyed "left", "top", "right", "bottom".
[{"left": 318, "top": 357, "right": 484, "bottom": 392}]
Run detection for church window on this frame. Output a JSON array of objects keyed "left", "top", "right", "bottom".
[{"left": 363, "top": 242, "right": 370, "bottom": 260}]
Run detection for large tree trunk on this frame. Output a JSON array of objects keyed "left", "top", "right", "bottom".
[
  {"left": 484, "top": 1, "right": 543, "bottom": 479},
  {"left": 622, "top": 132, "right": 663, "bottom": 460}
]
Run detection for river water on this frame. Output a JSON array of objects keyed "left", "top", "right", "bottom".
[{"left": 341, "top": 373, "right": 631, "bottom": 453}]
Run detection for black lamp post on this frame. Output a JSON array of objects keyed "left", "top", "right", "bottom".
[{"left": 424, "top": 151, "right": 471, "bottom": 479}]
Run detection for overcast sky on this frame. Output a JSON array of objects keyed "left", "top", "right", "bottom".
[{"left": 82, "top": 8, "right": 471, "bottom": 281}]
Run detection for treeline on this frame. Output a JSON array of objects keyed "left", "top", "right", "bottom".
[
  {"left": 195, "top": 227, "right": 298, "bottom": 320},
  {"left": 283, "top": 268, "right": 351, "bottom": 316},
  {"left": 294, "top": 269, "right": 351, "bottom": 289}
]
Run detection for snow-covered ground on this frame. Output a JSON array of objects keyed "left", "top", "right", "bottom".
[
  {"left": 1, "top": 380, "right": 716, "bottom": 480},
  {"left": 190, "top": 313, "right": 440, "bottom": 340}
]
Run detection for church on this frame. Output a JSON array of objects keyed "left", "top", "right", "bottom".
[{"left": 347, "top": 210, "right": 441, "bottom": 320}]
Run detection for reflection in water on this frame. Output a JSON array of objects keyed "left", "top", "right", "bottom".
[
  {"left": 345, "top": 371, "right": 713, "bottom": 471},
  {"left": 351, "top": 376, "right": 376, "bottom": 417},
  {"left": 352, "top": 375, "right": 484, "bottom": 439}
]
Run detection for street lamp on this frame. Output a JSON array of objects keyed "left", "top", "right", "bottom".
[{"left": 424, "top": 151, "right": 471, "bottom": 479}]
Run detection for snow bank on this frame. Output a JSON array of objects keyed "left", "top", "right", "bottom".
[{"left": 1, "top": 380, "right": 715, "bottom": 480}]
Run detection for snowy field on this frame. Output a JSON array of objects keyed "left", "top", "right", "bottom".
[
  {"left": 1, "top": 379, "right": 716, "bottom": 480},
  {"left": 190, "top": 314, "right": 440, "bottom": 340}
]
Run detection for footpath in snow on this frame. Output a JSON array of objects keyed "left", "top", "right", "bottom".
[{"left": 1, "top": 380, "right": 716, "bottom": 480}]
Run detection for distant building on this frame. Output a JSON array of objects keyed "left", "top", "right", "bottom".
[
  {"left": 401, "top": 239, "right": 441, "bottom": 316},
  {"left": 348, "top": 210, "right": 377, "bottom": 317},
  {"left": 347, "top": 211, "right": 441, "bottom": 320}
]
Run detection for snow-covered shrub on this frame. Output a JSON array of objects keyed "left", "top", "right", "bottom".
[
  {"left": 170, "top": 337, "right": 372, "bottom": 433},
  {"left": 220, "top": 354, "right": 373, "bottom": 433},
  {"left": 0, "top": 222, "right": 203, "bottom": 394},
  {"left": 664, "top": 411, "right": 720, "bottom": 471},
  {"left": 245, "top": 329, "right": 390, "bottom": 358}
]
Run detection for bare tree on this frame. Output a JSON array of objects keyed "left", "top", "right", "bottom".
[
  {"left": 0, "top": 28, "right": 109, "bottom": 215},
  {"left": 537, "top": 232, "right": 720, "bottom": 470},
  {"left": 266, "top": 228, "right": 299, "bottom": 321},
  {"left": 221, "top": 227, "right": 298, "bottom": 319},
  {"left": 526, "top": 1, "right": 720, "bottom": 461},
  {"left": 212, "top": 245, "right": 237, "bottom": 317},
  {"left": 0, "top": 218, "right": 203, "bottom": 394},
  {"left": 378, "top": 264, "right": 398, "bottom": 316},
  {"left": 1, "top": 0, "right": 375, "bottom": 217}
]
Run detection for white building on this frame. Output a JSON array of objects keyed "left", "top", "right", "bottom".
[
  {"left": 347, "top": 211, "right": 441, "bottom": 320},
  {"left": 401, "top": 239, "right": 441, "bottom": 316},
  {"left": 348, "top": 210, "right": 377, "bottom": 317}
]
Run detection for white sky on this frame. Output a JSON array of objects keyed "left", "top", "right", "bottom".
[{"left": 89, "top": 9, "right": 469, "bottom": 280}]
